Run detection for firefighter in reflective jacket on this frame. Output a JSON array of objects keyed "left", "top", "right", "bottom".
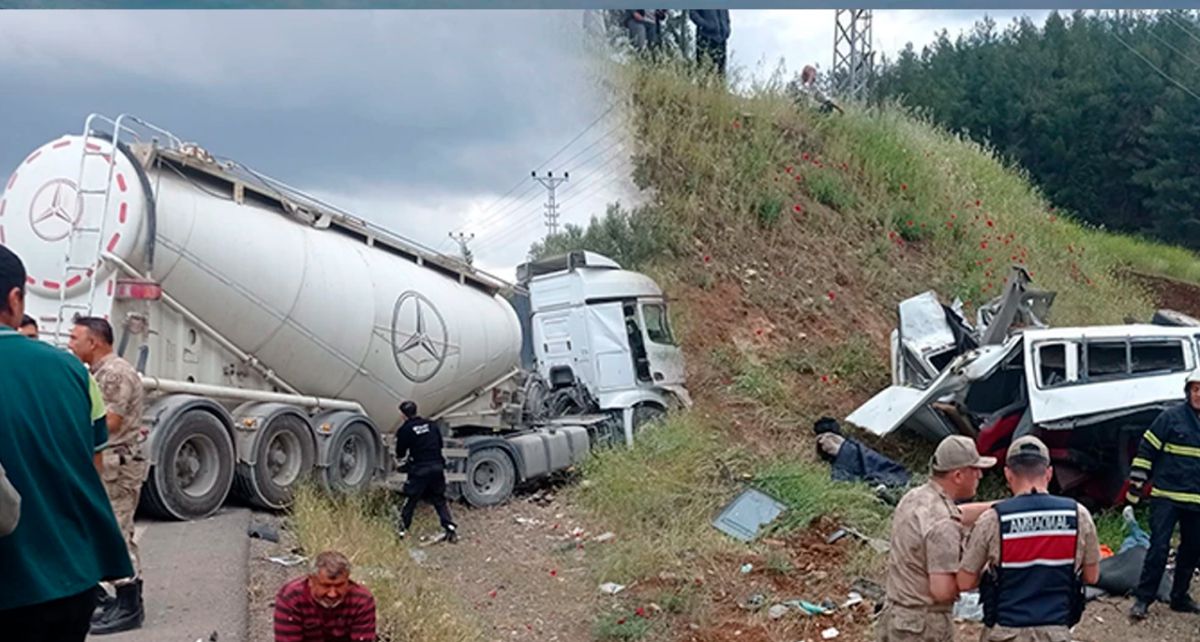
[
  {"left": 958, "top": 436, "right": 1101, "bottom": 642},
  {"left": 1126, "top": 368, "right": 1200, "bottom": 620}
]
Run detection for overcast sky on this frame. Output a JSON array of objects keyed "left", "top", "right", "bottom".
[{"left": 0, "top": 9, "right": 1051, "bottom": 279}]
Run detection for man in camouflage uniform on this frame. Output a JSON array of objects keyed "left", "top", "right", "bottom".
[
  {"left": 878, "top": 436, "right": 996, "bottom": 642},
  {"left": 69, "top": 316, "right": 147, "bottom": 635}
]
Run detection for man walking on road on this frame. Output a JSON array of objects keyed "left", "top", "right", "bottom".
[
  {"left": 70, "top": 316, "right": 149, "bottom": 635},
  {"left": 275, "top": 550, "right": 376, "bottom": 642},
  {"left": 0, "top": 246, "right": 132, "bottom": 642},
  {"left": 1126, "top": 368, "right": 1200, "bottom": 620},
  {"left": 394, "top": 401, "right": 457, "bottom": 543},
  {"left": 958, "top": 436, "right": 1101, "bottom": 641},
  {"left": 878, "top": 435, "right": 995, "bottom": 642}
]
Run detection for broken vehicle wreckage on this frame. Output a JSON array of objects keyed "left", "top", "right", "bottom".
[{"left": 847, "top": 266, "right": 1200, "bottom": 508}]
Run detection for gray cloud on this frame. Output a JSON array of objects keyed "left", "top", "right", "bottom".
[{"left": 0, "top": 11, "right": 608, "bottom": 193}]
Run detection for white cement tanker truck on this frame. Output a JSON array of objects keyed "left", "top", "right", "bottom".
[{"left": 1, "top": 114, "right": 690, "bottom": 520}]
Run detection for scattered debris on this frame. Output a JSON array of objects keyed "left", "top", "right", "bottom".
[
  {"left": 738, "top": 592, "right": 767, "bottom": 611},
  {"left": 514, "top": 516, "right": 544, "bottom": 526},
  {"left": 739, "top": 563, "right": 754, "bottom": 574},
  {"left": 599, "top": 582, "right": 626, "bottom": 595},
  {"left": 592, "top": 532, "right": 616, "bottom": 543},
  {"left": 953, "top": 591, "right": 983, "bottom": 622},
  {"left": 247, "top": 522, "right": 279, "bottom": 543},
  {"left": 768, "top": 604, "right": 790, "bottom": 620},
  {"left": 266, "top": 554, "right": 307, "bottom": 567},
  {"left": 821, "top": 627, "right": 840, "bottom": 639},
  {"left": 849, "top": 577, "right": 885, "bottom": 603},
  {"left": 825, "top": 529, "right": 848, "bottom": 544},
  {"left": 840, "top": 592, "right": 863, "bottom": 609},
  {"left": 713, "top": 488, "right": 788, "bottom": 542}
]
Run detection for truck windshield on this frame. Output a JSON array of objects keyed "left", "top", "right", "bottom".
[{"left": 642, "top": 303, "right": 675, "bottom": 345}]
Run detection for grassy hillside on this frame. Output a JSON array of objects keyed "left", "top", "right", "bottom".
[{"left": 568, "top": 62, "right": 1200, "bottom": 640}]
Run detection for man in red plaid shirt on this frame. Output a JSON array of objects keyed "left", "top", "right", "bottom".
[{"left": 274, "top": 551, "right": 376, "bottom": 642}]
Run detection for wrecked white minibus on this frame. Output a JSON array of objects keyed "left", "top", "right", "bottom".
[{"left": 848, "top": 267, "right": 1200, "bottom": 507}]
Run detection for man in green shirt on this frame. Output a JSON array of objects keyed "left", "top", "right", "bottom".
[{"left": 0, "top": 246, "right": 133, "bottom": 641}]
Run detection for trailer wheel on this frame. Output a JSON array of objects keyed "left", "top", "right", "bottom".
[
  {"left": 462, "top": 448, "right": 516, "bottom": 507},
  {"left": 233, "top": 414, "right": 316, "bottom": 510},
  {"left": 142, "top": 409, "right": 235, "bottom": 521},
  {"left": 321, "top": 420, "right": 378, "bottom": 495}
]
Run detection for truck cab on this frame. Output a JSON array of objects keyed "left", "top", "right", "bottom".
[{"left": 516, "top": 251, "right": 689, "bottom": 443}]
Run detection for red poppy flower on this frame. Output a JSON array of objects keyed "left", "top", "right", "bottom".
[
  {"left": 907, "top": 220, "right": 914, "bottom": 227},
  {"left": 975, "top": 200, "right": 982, "bottom": 206},
  {"left": 820, "top": 374, "right": 830, "bottom": 383},
  {"left": 946, "top": 221, "right": 954, "bottom": 229},
  {"left": 901, "top": 183, "right": 908, "bottom": 191},
  {"left": 635, "top": 607, "right": 647, "bottom": 618},
  {"left": 703, "top": 255, "right": 711, "bottom": 263},
  {"left": 794, "top": 204, "right": 803, "bottom": 214},
  {"left": 549, "top": 569, "right": 557, "bottom": 577},
  {"left": 980, "top": 241, "right": 988, "bottom": 249},
  {"left": 986, "top": 219, "right": 994, "bottom": 228},
  {"left": 827, "top": 291, "right": 836, "bottom": 301},
  {"left": 802, "top": 152, "right": 810, "bottom": 160},
  {"left": 786, "top": 166, "right": 794, "bottom": 174}
]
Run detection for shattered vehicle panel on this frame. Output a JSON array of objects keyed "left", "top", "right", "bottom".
[{"left": 849, "top": 265, "right": 1200, "bottom": 506}]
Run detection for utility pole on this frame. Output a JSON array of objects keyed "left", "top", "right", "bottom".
[
  {"left": 531, "top": 170, "right": 569, "bottom": 238},
  {"left": 832, "top": 10, "right": 875, "bottom": 101},
  {"left": 448, "top": 231, "right": 475, "bottom": 265}
]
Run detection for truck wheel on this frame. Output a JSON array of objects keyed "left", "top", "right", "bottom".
[
  {"left": 462, "top": 448, "right": 516, "bottom": 507},
  {"left": 633, "top": 403, "right": 667, "bottom": 433},
  {"left": 320, "top": 420, "right": 378, "bottom": 495},
  {"left": 233, "top": 414, "right": 316, "bottom": 510},
  {"left": 142, "top": 409, "right": 235, "bottom": 521}
]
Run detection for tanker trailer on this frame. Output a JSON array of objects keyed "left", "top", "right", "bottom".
[{"left": 1, "top": 114, "right": 689, "bottom": 519}]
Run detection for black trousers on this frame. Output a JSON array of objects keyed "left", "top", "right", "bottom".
[
  {"left": 0, "top": 588, "right": 96, "bottom": 642},
  {"left": 1135, "top": 498, "right": 1200, "bottom": 604},
  {"left": 399, "top": 469, "right": 455, "bottom": 532},
  {"left": 696, "top": 36, "right": 727, "bottom": 77}
]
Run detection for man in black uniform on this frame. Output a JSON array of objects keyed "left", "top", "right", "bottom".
[{"left": 394, "top": 401, "right": 457, "bottom": 543}]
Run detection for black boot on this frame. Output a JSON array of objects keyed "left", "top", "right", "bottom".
[
  {"left": 90, "top": 579, "right": 144, "bottom": 635},
  {"left": 92, "top": 584, "right": 114, "bottom": 616}
]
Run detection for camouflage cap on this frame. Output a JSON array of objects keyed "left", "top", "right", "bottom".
[{"left": 931, "top": 435, "right": 997, "bottom": 472}]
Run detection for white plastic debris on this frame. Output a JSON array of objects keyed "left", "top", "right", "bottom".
[
  {"left": 768, "top": 604, "right": 789, "bottom": 620},
  {"left": 739, "top": 563, "right": 754, "bottom": 574},
  {"left": 821, "top": 627, "right": 840, "bottom": 639},
  {"left": 841, "top": 592, "right": 863, "bottom": 609},
  {"left": 593, "top": 532, "right": 616, "bottom": 543},
  {"left": 599, "top": 582, "right": 626, "bottom": 595},
  {"left": 266, "top": 554, "right": 307, "bottom": 567}
]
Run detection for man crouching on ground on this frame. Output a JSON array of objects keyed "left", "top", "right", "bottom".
[
  {"left": 878, "top": 435, "right": 996, "bottom": 642},
  {"left": 275, "top": 550, "right": 376, "bottom": 642}
]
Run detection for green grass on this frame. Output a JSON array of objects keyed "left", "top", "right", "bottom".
[
  {"left": 753, "top": 461, "right": 891, "bottom": 537},
  {"left": 593, "top": 611, "right": 654, "bottom": 641},
  {"left": 574, "top": 414, "right": 747, "bottom": 583},
  {"left": 290, "top": 486, "right": 484, "bottom": 642}
]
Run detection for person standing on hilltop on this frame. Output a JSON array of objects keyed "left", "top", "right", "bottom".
[{"left": 688, "top": 9, "right": 730, "bottom": 77}]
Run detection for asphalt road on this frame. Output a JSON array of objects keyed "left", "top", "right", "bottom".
[{"left": 92, "top": 507, "right": 251, "bottom": 642}]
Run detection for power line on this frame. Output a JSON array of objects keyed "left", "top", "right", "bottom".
[
  {"left": 1144, "top": 20, "right": 1200, "bottom": 69},
  {"left": 443, "top": 102, "right": 618, "bottom": 247},
  {"left": 534, "top": 102, "right": 618, "bottom": 173},
  {"left": 558, "top": 155, "right": 632, "bottom": 209},
  {"left": 1109, "top": 27, "right": 1200, "bottom": 102},
  {"left": 556, "top": 141, "right": 630, "bottom": 200},
  {"left": 1161, "top": 12, "right": 1200, "bottom": 47},
  {"left": 460, "top": 181, "right": 543, "bottom": 238}
]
